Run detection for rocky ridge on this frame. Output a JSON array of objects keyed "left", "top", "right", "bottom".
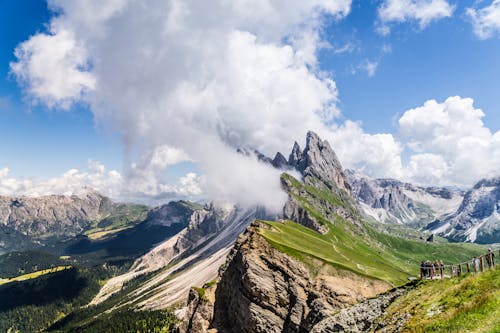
[
  {"left": 347, "top": 170, "right": 463, "bottom": 228},
  {"left": 0, "top": 189, "right": 105, "bottom": 239},
  {"left": 427, "top": 177, "right": 500, "bottom": 243}
]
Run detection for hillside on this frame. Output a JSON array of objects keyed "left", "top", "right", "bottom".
[{"left": 378, "top": 266, "right": 500, "bottom": 332}]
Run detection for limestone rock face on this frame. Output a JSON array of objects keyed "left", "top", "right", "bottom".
[
  {"left": 0, "top": 190, "right": 105, "bottom": 239},
  {"left": 272, "top": 152, "right": 289, "bottom": 169},
  {"left": 287, "top": 132, "right": 351, "bottom": 194},
  {"left": 310, "top": 288, "right": 406, "bottom": 333},
  {"left": 178, "top": 288, "right": 215, "bottom": 333},
  {"left": 428, "top": 177, "right": 500, "bottom": 243},
  {"left": 347, "top": 170, "right": 463, "bottom": 227},
  {"left": 209, "top": 222, "right": 388, "bottom": 333},
  {"left": 288, "top": 142, "right": 303, "bottom": 169}
]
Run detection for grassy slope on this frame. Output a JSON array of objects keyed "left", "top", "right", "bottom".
[
  {"left": 84, "top": 203, "right": 149, "bottom": 240},
  {"left": 259, "top": 174, "right": 486, "bottom": 286},
  {"left": 0, "top": 265, "right": 71, "bottom": 285},
  {"left": 380, "top": 267, "right": 500, "bottom": 332}
]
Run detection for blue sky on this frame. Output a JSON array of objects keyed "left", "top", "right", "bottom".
[
  {"left": 1, "top": 0, "right": 499, "bottom": 201},
  {"left": 0, "top": 0, "right": 122, "bottom": 177}
]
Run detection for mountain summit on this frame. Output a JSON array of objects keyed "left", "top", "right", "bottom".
[{"left": 287, "top": 131, "right": 351, "bottom": 193}]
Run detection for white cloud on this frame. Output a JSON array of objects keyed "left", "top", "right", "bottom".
[
  {"left": 378, "top": 0, "right": 454, "bottom": 32},
  {"left": 11, "top": 0, "right": 352, "bottom": 211},
  {"left": 12, "top": 1, "right": 499, "bottom": 203},
  {"left": 325, "top": 121, "right": 404, "bottom": 179},
  {"left": 0, "top": 160, "right": 202, "bottom": 204},
  {"left": 10, "top": 29, "right": 95, "bottom": 109},
  {"left": 360, "top": 60, "right": 379, "bottom": 77},
  {"left": 467, "top": 0, "right": 500, "bottom": 39},
  {"left": 398, "top": 96, "right": 500, "bottom": 186}
]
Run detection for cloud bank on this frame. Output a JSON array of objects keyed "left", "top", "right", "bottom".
[
  {"left": 0, "top": 161, "right": 202, "bottom": 205},
  {"left": 8, "top": 1, "right": 500, "bottom": 206},
  {"left": 10, "top": 0, "right": 353, "bottom": 211}
]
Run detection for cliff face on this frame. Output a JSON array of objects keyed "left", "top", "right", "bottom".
[
  {"left": 179, "top": 131, "right": 396, "bottom": 332},
  {"left": 346, "top": 170, "right": 463, "bottom": 227},
  {"left": 182, "top": 220, "right": 392, "bottom": 333},
  {"left": 0, "top": 190, "right": 105, "bottom": 239},
  {"left": 427, "top": 177, "right": 500, "bottom": 243}
]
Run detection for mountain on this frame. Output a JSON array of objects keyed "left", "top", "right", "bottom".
[
  {"left": 4, "top": 131, "right": 493, "bottom": 332},
  {"left": 0, "top": 189, "right": 152, "bottom": 253},
  {"left": 177, "top": 132, "right": 484, "bottom": 332},
  {"left": 0, "top": 189, "right": 105, "bottom": 240},
  {"left": 89, "top": 203, "right": 270, "bottom": 309},
  {"left": 347, "top": 171, "right": 463, "bottom": 228},
  {"left": 427, "top": 177, "right": 500, "bottom": 243}
]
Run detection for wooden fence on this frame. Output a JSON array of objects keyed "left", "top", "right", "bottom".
[{"left": 419, "top": 249, "right": 498, "bottom": 279}]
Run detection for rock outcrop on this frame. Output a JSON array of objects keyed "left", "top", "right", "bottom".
[
  {"left": 310, "top": 288, "right": 407, "bottom": 333},
  {"left": 278, "top": 131, "right": 358, "bottom": 233},
  {"left": 182, "top": 221, "right": 391, "bottom": 333},
  {"left": 0, "top": 189, "right": 105, "bottom": 239},
  {"left": 288, "top": 131, "right": 351, "bottom": 193}
]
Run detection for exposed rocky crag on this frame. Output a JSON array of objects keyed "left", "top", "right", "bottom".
[
  {"left": 211, "top": 222, "right": 388, "bottom": 333},
  {"left": 427, "top": 177, "right": 500, "bottom": 243},
  {"left": 347, "top": 171, "right": 463, "bottom": 228},
  {"left": 310, "top": 288, "right": 407, "bottom": 333},
  {"left": 181, "top": 220, "right": 390, "bottom": 333},
  {"left": 281, "top": 131, "right": 358, "bottom": 234},
  {"left": 288, "top": 131, "right": 351, "bottom": 194},
  {"left": 0, "top": 189, "right": 105, "bottom": 240}
]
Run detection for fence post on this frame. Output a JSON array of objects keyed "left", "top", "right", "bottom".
[
  {"left": 458, "top": 264, "right": 462, "bottom": 277},
  {"left": 480, "top": 256, "right": 484, "bottom": 272},
  {"left": 466, "top": 262, "right": 470, "bottom": 273}
]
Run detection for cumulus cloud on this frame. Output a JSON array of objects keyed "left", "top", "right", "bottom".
[
  {"left": 399, "top": 96, "right": 500, "bottom": 186},
  {"left": 325, "top": 121, "right": 404, "bottom": 179},
  {"left": 0, "top": 160, "right": 202, "bottom": 204},
  {"left": 11, "top": 0, "right": 353, "bottom": 211},
  {"left": 378, "top": 0, "right": 454, "bottom": 32},
  {"left": 10, "top": 29, "right": 95, "bottom": 109},
  {"left": 467, "top": 0, "right": 500, "bottom": 39}
]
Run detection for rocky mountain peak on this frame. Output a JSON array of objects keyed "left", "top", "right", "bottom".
[
  {"left": 294, "top": 131, "right": 351, "bottom": 193},
  {"left": 288, "top": 141, "right": 303, "bottom": 167},
  {"left": 271, "top": 152, "right": 288, "bottom": 169}
]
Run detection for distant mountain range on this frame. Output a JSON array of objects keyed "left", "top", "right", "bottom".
[{"left": 347, "top": 171, "right": 500, "bottom": 244}]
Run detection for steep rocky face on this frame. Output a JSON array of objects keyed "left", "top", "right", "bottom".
[
  {"left": 428, "top": 177, "right": 500, "bottom": 243},
  {"left": 272, "top": 152, "right": 289, "bottom": 169},
  {"left": 288, "top": 131, "right": 351, "bottom": 193},
  {"left": 310, "top": 288, "right": 407, "bottom": 333},
  {"left": 280, "top": 131, "right": 357, "bottom": 233},
  {"left": 144, "top": 200, "right": 200, "bottom": 227},
  {"left": 347, "top": 171, "right": 463, "bottom": 227},
  {"left": 211, "top": 222, "right": 388, "bottom": 333},
  {"left": 281, "top": 174, "right": 360, "bottom": 234},
  {"left": 0, "top": 190, "right": 105, "bottom": 239}
]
